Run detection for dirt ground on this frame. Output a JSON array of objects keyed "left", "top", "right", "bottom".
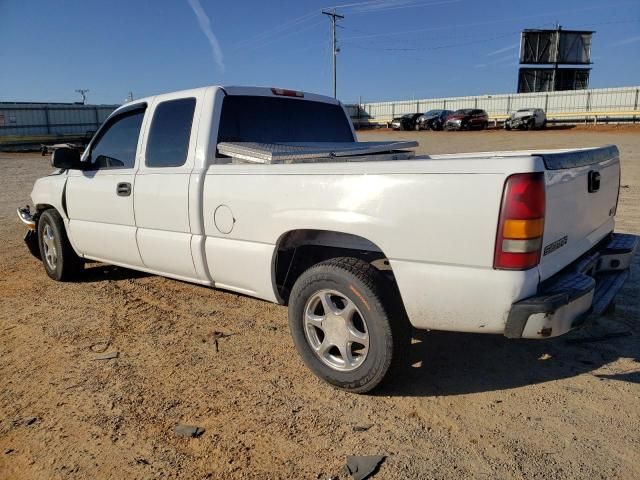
[{"left": 1, "top": 126, "right": 639, "bottom": 479}]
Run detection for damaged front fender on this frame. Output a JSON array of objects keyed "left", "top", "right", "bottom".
[{"left": 17, "top": 206, "right": 41, "bottom": 259}]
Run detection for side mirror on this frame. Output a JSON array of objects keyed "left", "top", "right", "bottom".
[{"left": 51, "top": 147, "right": 83, "bottom": 170}]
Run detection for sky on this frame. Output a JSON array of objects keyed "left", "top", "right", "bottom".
[{"left": 0, "top": 0, "right": 638, "bottom": 105}]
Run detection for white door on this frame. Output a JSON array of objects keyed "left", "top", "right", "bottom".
[
  {"left": 66, "top": 106, "right": 146, "bottom": 267},
  {"left": 134, "top": 95, "right": 201, "bottom": 281}
]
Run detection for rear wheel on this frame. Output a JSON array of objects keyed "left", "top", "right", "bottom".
[
  {"left": 288, "top": 257, "right": 410, "bottom": 393},
  {"left": 38, "top": 209, "right": 83, "bottom": 281}
]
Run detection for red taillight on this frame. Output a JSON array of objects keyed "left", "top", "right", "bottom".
[
  {"left": 494, "top": 173, "right": 546, "bottom": 270},
  {"left": 271, "top": 88, "right": 304, "bottom": 98}
]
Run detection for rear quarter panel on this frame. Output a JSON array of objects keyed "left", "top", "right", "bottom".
[{"left": 200, "top": 157, "right": 541, "bottom": 332}]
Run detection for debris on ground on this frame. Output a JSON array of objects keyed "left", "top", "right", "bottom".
[
  {"left": 352, "top": 424, "right": 373, "bottom": 432},
  {"left": 94, "top": 351, "right": 119, "bottom": 360},
  {"left": 89, "top": 338, "right": 111, "bottom": 353},
  {"left": 211, "top": 331, "right": 233, "bottom": 352},
  {"left": 344, "top": 455, "right": 385, "bottom": 480},
  {"left": 174, "top": 424, "right": 205, "bottom": 438},
  {"left": 565, "top": 331, "right": 631, "bottom": 345},
  {"left": 24, "top": 417, "right": 38, "bottom": 426}
]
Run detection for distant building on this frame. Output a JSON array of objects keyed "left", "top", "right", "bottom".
[{"left": 0, "top": 101, "right": 119, "bottom": 148}]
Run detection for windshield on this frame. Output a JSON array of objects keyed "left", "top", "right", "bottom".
[
  {"left": 424, "top": 110, "right": 441, "bottom": 116},
  {"left": 517, "top": 109, "right": 533, "bottom": 112},
  {"left": 217, "top": 95, "right": 354, "bottom": 143},
  {"left": 454, "top": 109, "right": 473, "bottom": 115}
]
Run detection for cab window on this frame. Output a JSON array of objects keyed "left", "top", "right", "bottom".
[{"left": 90, "top": 108, "right": 145, "bottom": 169}]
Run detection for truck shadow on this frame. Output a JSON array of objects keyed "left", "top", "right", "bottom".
[
  {"left": 380, "top": 319, "right": 639, "bottom": 397},
  {"left": 78, "top": 264, "right": 151, "bottom": 283}
]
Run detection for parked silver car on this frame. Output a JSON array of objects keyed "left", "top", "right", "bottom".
[{"left": 504, "top": 108, "right": 547, "bottom": 130}]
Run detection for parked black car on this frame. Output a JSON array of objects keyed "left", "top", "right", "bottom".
[
  {"left": 390, "top": 113, "right": 423, "bottom": 131},
  {"left": 444, "top": 109, "right": 489, "bottom": 130},
  {"left": 416, "top": 109, "right": 453, "bottom": 131}
]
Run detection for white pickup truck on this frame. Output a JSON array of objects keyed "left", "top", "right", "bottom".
[{"left": 18, "top": 86, "right": 637, "bottom": 393}]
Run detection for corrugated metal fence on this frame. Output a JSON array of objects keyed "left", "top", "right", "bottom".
[
  {"left": 0, "top": 102, "right": 119, "bottom": 145},
  {"left": 346, "top": 86, "right": 640, "bottom": 125}
]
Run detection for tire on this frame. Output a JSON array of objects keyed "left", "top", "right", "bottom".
[
  {"left": 288, "top": 257, "right": 410, "bottom": 393},
  {"left": 414, "top": 123, "right": 420, "bottom": 131},
  {"left": 38, "top": 209, "right": 84, "bottom": 281},
  {"left": 526, "top": 119, "right": 535, "bottom": 131}
]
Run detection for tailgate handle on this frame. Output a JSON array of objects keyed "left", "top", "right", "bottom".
[
  {"left": 117, "top": 182, "right": 132, "bottom": 197},
  {"left": 588, "top": 171, "right": 600, "bottom": 193}
]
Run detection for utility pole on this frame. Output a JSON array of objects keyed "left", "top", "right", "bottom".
[
  {"left": 75, "top": 89, "right": 90, "bottom": 104},
  {"left": 322, "top": 9, "right": 344, "bottom": 98}
]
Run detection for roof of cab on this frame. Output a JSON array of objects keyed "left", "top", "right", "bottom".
[{"left": 113, "top": 85, "right": 340, "bottom": 116}]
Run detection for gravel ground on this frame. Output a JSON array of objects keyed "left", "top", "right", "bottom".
[{"left": 1, "top": 126, "right": 639, "bottom": 479}]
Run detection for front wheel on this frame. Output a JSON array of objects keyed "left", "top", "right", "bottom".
[
  {"left": 288, "top": 257, "right": 410, "bottom": 393},
  {"left": 38, "top": 209, "right": 84, "bottom": 281}
]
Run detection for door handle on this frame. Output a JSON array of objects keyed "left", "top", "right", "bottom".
[{"left": 116, "top": 182, "right": 132, "bottom": 197}]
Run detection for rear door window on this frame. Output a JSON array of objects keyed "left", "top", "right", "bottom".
[
  {"left": 217, "top": 95, "right": 354, "bottom": 143},
  {"left": 146, "top": 98, "right": 196, "bottom": 167}
]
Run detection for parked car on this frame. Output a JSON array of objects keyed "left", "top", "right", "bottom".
[
  {"left": 18, "top": 85, "right": 637, "bottom": 393},
  {"left": 444, "top": 109, "right": 489, "bottom": 130},
  {"left": 505, "top": 108, "right": 547, "bottom": 130},
  {"left": 390, "top": 113, "right": 422, "bottom": 130},
  {"left": 416, "top": 109, "right": 453, "bottom": 131}
]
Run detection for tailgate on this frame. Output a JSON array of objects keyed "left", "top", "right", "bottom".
[{"left": 538, "top": 145, "right": 620, "bottom": 280}]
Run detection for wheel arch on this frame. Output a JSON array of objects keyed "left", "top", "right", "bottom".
[
  {"left": 35, "top": 203, "right": 56, "bottom": 213},
  {"left": 271, "top": 228, "right": 398, "bottom": 305}
]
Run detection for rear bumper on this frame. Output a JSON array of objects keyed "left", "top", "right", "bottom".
[{"left": 505, "top": 232, "right": 638, "bottom": 339}]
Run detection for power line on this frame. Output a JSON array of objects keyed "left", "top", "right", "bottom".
[
  {"left": 339, "top": 1, "right": 639, "bottom": 40},
  {"left": 240, "top": 19, "right": 326, "bottom": 53},
  {"left": 326, "top": 0, "right": 463, "bottom": 15},
  {"left": 231, "top": 10, "right": 318, "bottom": 51}
]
